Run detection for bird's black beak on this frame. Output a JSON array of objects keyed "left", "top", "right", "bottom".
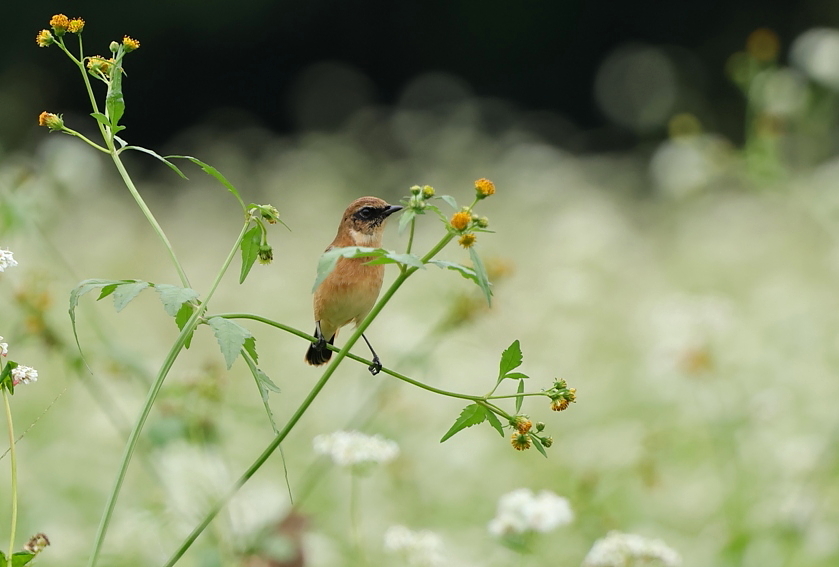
[{"left": 383, "top": 204, "right": 403, "bottom": 218}]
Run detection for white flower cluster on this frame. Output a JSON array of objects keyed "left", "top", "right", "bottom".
[
  {"left": 487, "top": 488, "right": 573, "bottom": 536},
  {"left": 582, "top": 531, "right": 681, "bottom": 567},
  {"left": 312, "top": 430, "right": 399, "bottom": 467},
  {"left": 0, "top": 249, "right": 17, "bottom": 272},
  {"left": 383, "top": 525, "right": 445, "bottom": 567},
  {"left": 0, "top": 336, "right": 7, "bottom": 357},
  {"left": 11, "top": 365, "right": 38, "bottom": 386}
]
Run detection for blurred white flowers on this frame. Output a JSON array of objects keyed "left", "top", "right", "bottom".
[
  {"left": 582, "top": 531, "right": 681, "bottom": 567},
  {"left": 313, "top": 430, "right": 399, "bottom": 467},
  {"left": 384, "top": 525, "right": 445, "bottom": 567},
  {"left": 0, "top": 336, "right": 7, "bottom": 357},
  {"left": 11, "top": 364, "right": 38, "bottom": 386},
  {"left": 487, "top": 488, "right": 573, "bottom": 537},
  {"left": 0, "top": 249, "right": 18, "bottom": 272},
  {"left": 791, "top": 28, "right": 839, "bottom": 91}
]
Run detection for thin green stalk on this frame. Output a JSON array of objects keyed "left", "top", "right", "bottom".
[
  {"left": 405, "top": 217, "right": 416, "bottom": 254},
  {"left": 3, "top": 390, "right": 17, "bottom": 567},
  {"left": 87, "top": 222, "right": 250, "bottom": 567}
]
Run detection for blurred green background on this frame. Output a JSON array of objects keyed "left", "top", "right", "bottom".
[{"left": 3, "top": 2, "right": 839, "bottom": 567}]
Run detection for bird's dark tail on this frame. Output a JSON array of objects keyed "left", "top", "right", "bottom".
[{"left": 305, "top": 329, "right": 334, "bottom": 366}]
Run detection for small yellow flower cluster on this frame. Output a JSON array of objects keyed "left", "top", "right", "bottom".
[
  {"left": 450, "top": 211, "right": 471, "bottom": 231},
  {"left": 37, "top": 15, "right": 84, "bottom": 46},
  {"left": 123, "top": 36, "right": 140, "bottom": 51},
  {"left": 547, "top": 379, "right": 576, "bottom": 412},
  {"left": 87, "top": 55, "right": 115, "bottom": 76},
  {"left": 458, "top": 233, "right": 477, "bottom": 248},
  {"left": 474, "top": 178, "right": 496, "bottom": 198}
]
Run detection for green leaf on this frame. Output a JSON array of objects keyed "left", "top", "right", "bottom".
[
  {"left": 11, "top": 551, "right": 36, "bottom": 566},
  {"left": 530, "top": 435, "right": 548, "bottom": 458},
  {"left": 243, "top": 336, "right": 258, "bottom": 364},
  {"left": 469, "top": 246, "right": 493, "bottom": 306},
  {"left": 123, "top": 146, "right": 189, "bottom": 179},
  {"left": 440, "top": 403, "right": 487, "bottom": 442},
  {"left": 154, "top": 284, "right": 200, "bottom": 317},
  {"left": 312, "top": 246, "right": 381, "bottom": 292},
  {"left": 239, "top": 225, "right": 261, "bottom": 284},
  {"left": 505, "top": 372, "right": 529, "bottom": 380},
  {"left": 0, "top": 361, "right": 17, "bottom": 394},
  {"left": 174, "top": 302, "right": 196, "bottom": 349},
  {"left": 97, "top": 283, "right": 120, "bottom": 300},
  {"left": 105, "top": 61, "right": 125, "bottom": 128},
  {"left": 515, "top": 379, "right": 525, "bottom": 413},
  {"left": 90, "top": 112, "right": 110, "bottom": 126},
  {"left": 166, "top": 155, "right": 245, "bottom": 209},
  {"left": 398, "top": 208, "right": 416, "bottom": 234},
  {"left": 485, "top": 410, "right": 505, "bottom": 437},
  {"left": 69, "top": 279, "right": 134, "bottom": 370},
  {"left": 428, "top": 260, "right": 480, "bottom": 285},
  {"left": 440, "top": 195, "right": 458, "bottom": 209},
  {"left": 112, "top": 281, "right": 150, "bottom": 312},
  {"left": 365, "top": 251, "right": 425, "bottom": 269},
  {"left": 207, "top": 316, "right": 252, "bottom": 369},
  {"left": 499, "top": 340, "right": 523, "bottom": 380},
  {"left": 242, "top": 349, "right": 280, "bottom": 434}
]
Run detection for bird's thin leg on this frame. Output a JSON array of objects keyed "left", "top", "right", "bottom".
[{"left": 361, "top": 333, "right": 382, "bottom": 375}]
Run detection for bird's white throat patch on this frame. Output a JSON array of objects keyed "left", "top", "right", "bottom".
[{"left": 349, "top": 228, "right": 378, "bottom": 247}]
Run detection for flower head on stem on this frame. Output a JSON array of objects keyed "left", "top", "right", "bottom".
[
  {"left": 36, "top": 30, "right": 54, "bottom": 47},
  {"left": 0, "top": 249, "right": 18, "bottom": 272}
]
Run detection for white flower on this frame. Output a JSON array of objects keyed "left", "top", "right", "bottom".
[
  {"left": 384, "top": 525, "right": 445, "bottom": 567},
  {"left": 313, "top": 430, "right": 399, "bottom": 467},
  {"left": 487, "top": 488, "right": 573, "bottom": 536},
  {"left": 790, "top": 28, "right": 839, "bottom": 91},
  {"left": 582, "top": 531, "right": 681, "bottom": 567},
  {"left": 0, "top": 249, "right": 18, "bottom": 272},
  {"left": 0, "top": 337, "right": 8, "bottom": 357},
  {"left": 11, "top": 365, "right": 38, "bottom": 386}
]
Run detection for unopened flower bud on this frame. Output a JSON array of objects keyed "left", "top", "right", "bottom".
[
  {"left": 535, "top": 422, "right": 545, "bottom": 432},
  {"left": 541, "top": 436, "right": 553, "bottom": 448},
  {"left": 260, "top": 205, "right": 280, "bottom": 224},
  {"left": 475, "top": 216, "right": 489, "bottom": 229},
  {"left": 258, "top": 244, "right": 273, "bottom": 265},
  {"left": 410, "top": 185, "right": 422, "bottom": 195},
  {"left": 422, "top": 185, "right": 435, "bottom": 199},
  {"left": 109, "top": 41, "right": 120, "bottom": 53},
  {"left": 38, "top": 112, "right": 64, "bottom": 131}
]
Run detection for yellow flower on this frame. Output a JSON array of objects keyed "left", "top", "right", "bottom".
[
  {"left": 122, "top": 36, "right": 141, "bottom": 51},
  {"left": 36, "top": 30, "right": 54, "bottom": 47},
  {"left": 458, "top": 233, "right": 476, "bottom": 248},
  {"left": 422, "top": 185, "right": 435, "bottom": 199},
  {"left": 68, "top": 18, "right": 85, "bottom": 33},
  {"left": 50, "top": 14, "right": 70, "bottom": 33},
  {"left": 474, "top": 178, "right": 496, "bottom": 198},
  {"left": 746, "top": 28, "right": 779, "bottom": 62},
  {"left": 513, "top": 417, "right": 532, "bottom": 434},
  {"left": 450, "top": 211, "right": 471, "bottom": 231},
  {"left": 87, "top": 56, "right": 114, "bottom": 76},
  {"left": 510, "top": 432, "right": 531, "bottom": 451},
  {"left": 38, "top": 112, "right": 64, "bottom": 131}
]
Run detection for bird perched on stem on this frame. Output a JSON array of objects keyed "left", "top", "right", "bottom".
[{"left": 306, "top": 196, "right": 402, "bottom": 374}]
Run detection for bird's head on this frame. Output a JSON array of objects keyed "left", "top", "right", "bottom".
[{"left": 339, "top": 196, "right": 403, "bottom": 246}]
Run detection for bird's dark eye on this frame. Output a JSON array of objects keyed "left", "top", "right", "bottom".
[{"left": 357, "top": 207, "right": 373, "bottom": 219}]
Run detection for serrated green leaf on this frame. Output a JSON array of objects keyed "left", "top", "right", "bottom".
[
  {"left": 398, "top": 208, "right": 416, "bottom": 234},
  {"left": 207, "top": 317, "right": 252, "bottom": 369},
  {"left": 499, "top": 340, "right": 523, "bottom": 381},
  {"left": 428, "top": 260, "right": 479, "bottom": 285},
  {"left": 485, "top": 410, "right": 505, "bottom": 437},
  {"left": 312, "top": 246, "right": 381, "bottom": 292},
  {"left": 440, "top": 403, "right": 487, "bottom": 442},
  {"left": 440, "top": 195, "right": 458, "bottom": 209},
  {"left": 505, "top": 372, "right": 529, "bottom": 380},
  {"left": 242, "top": 349, "right": 280, "bottom": 434},
  {"left": 239, "top": 225, "right": 261, "bottom": 284},
  {"left": 530, "top": 435, "right": 548, "bottom": 458},
  {"left": 258, "top": 369, "right": 281, "bottom": 393},
  {"left": 112, "top": 281, "right": 150, "bottom": 312},
  {"left": 469, "top": 246, "right": 493, "bottom": 306},
  {"left": 97, "top": 283, "right": 120, "bottom": 300},
  {"left": 244, "top": 336, "right": 258, "bottom": 364},
  {"left": 174, "top": 302, "right": 196, "bottom": 349},
  {"left": 166, "top": 155, "right": 245, "bottom": 210},
  {"left": 515, "top": 379, "right": 525, "bottom": 413},
  {"left": 154, "top": 284, "right": 200, "bottom": 317},
  {"left": 69, "top": 279, "right": 131, "bottom": 370},
  {"left": 423, "top": 203, "right": 449, "bottom": 223},
  {"left": 123, "top": 146, "right": 189, "bottom": 179}
]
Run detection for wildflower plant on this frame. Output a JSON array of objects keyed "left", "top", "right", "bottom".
[{"left": 31, "top": 13, "right": 577, "bottom": 567}]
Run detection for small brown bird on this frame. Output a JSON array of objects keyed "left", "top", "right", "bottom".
[{"left": 306, "top": 196, "right": 403, "bottom": 374}]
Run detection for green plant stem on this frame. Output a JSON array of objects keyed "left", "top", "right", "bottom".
[
  {"left": 61, "top": 128, "right": 109, "bottom": 153},
  {"left": 163, "top": 231, "right": 457, "bottom": 565},
  {"left": 405, "top": 217, "right": 416, "bottom": 254},
  {"left": 3, "top": 390, "right": 17, "bottom": 567},
  {"left": 87, "top": 223, "right": 250, "bottom": 567}
]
